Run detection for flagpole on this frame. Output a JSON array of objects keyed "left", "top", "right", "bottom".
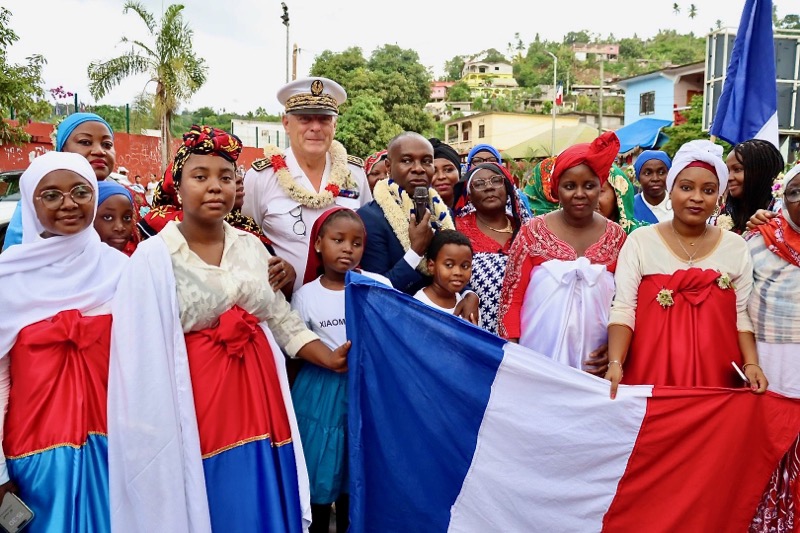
[{"left": 546, "top": 51, "right": 557, "bottom": 156}]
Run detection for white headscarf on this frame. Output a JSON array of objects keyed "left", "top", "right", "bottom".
[
  {"left": 0, "top": 151, "right": 127, "bottom": 357},
  {"left": 782, "top": 163, "right": 800, "bottom": 188},
  {"left": 666, "top": 140, "right": 729, "bottom": 197}
]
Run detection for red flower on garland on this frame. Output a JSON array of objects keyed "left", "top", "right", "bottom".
[
  {"left": 325, "top": 183, "right": 341, "bottom": 197},
  {"left": 271, "top": 154, "right": 286, "bottom": 170}
]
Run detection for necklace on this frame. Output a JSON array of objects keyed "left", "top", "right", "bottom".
[
  {"left": 477, "top": 215, "right": 513, "bottom": 233},
  {"left": 671, "top": 222, "right": 708, "bottom": 266},
  {"left": 262, "top": 141, "right": 358, "bottom": 209}
]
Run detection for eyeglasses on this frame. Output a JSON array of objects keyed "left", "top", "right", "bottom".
[
  {"left": 471, "top": 175, "right": 505, "bottom": 191},
  {"left": 471, "top": 156, "right": 498, "bottom": 164},
  {"left": 785, "top": 188, "right": 800, "bottom": 204},
  {"left": 35, "top": 185, "right": 94, "bottom": 210},
  {"left": 290, "top": 205, "right": 306, "bottom": 236}
]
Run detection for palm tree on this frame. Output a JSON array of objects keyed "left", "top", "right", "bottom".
[
  {"left": 87, "top": 2, "right": 207, "bottom": 171},
  {"left": 689, "top": 4, "right": 698, "bottom": 18},
  {"left": 673, "top": 3, "right": 680, "bottom": 15}
]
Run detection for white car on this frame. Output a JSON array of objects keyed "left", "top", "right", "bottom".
[{"left": 0, "top": 170, "right": 23, "bottom": 249}]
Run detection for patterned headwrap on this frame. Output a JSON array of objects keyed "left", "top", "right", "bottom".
[
  {"left": 139, "top": 125, "right": 243, "bottom": 238},
  {"left": 364, "top": 150, "right": 388, "bottom": 175},
  {"left": 522, "top": 157, "right": 559, "bottom": 216},
  {"left": 607, "top": 164, "right": 645, "bottom": 234},
  {"left": 551, "top": 131, "right": 620, "bottom": 193},
  {"left": 171, "top": 124, "right": 243, "bottom": 185}
]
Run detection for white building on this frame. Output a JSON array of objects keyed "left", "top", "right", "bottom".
[{"left": 230, "top": 119, "right": 290, "bottom": 149}]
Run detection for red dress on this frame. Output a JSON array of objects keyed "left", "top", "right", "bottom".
[{"left": 622, "top": 268, "right": 742, "bottom": 388}]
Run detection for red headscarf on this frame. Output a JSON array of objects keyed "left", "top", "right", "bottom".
[
  {"left": 364, "top": 149, "right": 388, "bottom": 175},
  {"left": 302, "top": 207, "right": 366, "bottom": 284},
  {"left": 756, "top": 213, "right": 800, "bottom": 268},
  {"left": 551, "top": 131, "right": 620, "bottom": 192}
]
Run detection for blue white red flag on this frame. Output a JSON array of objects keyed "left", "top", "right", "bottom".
[
  {"left": 345, "top": 273, "right": 800, "bottom": 532},
  {"left": 710, "top": 0, "right": 778, "bottom": 146},
  {"left": 555, "top": 83, "right": 563, "bottom": 106}
]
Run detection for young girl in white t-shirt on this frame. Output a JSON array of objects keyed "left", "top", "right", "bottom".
[{"left": 290, "top": 207, "right": 388, "bottom": 533}]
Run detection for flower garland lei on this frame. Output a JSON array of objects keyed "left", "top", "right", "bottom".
[
  {"left": 262, "top": 140, "right": 359, "bottom": 209},
  {"left": 373, "top": 178, "right": 454, "bottom": 273}
]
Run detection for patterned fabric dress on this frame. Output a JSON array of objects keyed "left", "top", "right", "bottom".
[
  {"left": 455, "top": 213, "right": 512, "bottom": 336},
  {"left": 747, "top": 215, "right": 800, "bottom": 532}
]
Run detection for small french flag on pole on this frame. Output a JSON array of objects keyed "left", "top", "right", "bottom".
[
  {"left": 710, "top": 0, "right": 779, "bottom": 147},
  {"left": 555, "top": 83, "right": 564, "bottom": 106}
]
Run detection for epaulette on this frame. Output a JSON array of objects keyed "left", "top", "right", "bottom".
[
  {"left": 251, "top": 158, "right": 273, "bottom": 171},
  {"left": 347, "top": 155, "right": 364, "bottom": 168}
]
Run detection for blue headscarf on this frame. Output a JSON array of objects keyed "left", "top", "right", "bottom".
[
  {"left": 98, "top": 180, "right": 133, "bottom": 206},
  {"left": 633, "top": 150, "right": 672, "bottom": 179},
  {"left": 466, "top": 144, "right": 503, "bottom": 170},
  {"left": 56, "top": 113, "right": 114, "bottom": 152}
]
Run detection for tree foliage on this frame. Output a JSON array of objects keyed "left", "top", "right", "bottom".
[
  {"left": 660, "top": 95, "right": 729, "bottom": 158},
  {"left": 0, "top": 7, "right": 50, "bottom": 145},
  {"left": 310, "top": 44, "right": 433, "bottom": 158},
  {"left": 443, "top": 55, "right": 466, "bottom": 82},
  {"left": 87, "top": 2, "right": 208, "bottom": 170},
  {"left": 446, "top": 81, "right": 471, "bottom": 102}
]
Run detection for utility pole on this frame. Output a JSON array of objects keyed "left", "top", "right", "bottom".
[
  {"left": 280, "top": 3, "right": 290, "bottom": 83},
  {"left": 545, "top": 51, "right": 558, "bottom": 156},
  {"left": 598, "top": 59, "right": 604, "bottom": 134},
  {"left": 292, "top": 44, "right": 299, "bottom": 81}
]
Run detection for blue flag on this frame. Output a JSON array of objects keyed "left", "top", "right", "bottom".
[{"left": 710, "top": 0, "right": 778, "bottom": 146}]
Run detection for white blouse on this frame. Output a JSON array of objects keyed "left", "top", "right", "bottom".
[
  {"left": 161, "top": 221, "right": 318, "bottom": 357},
  {"left": 609, "top": 225, "right": 754, "bottom": 333}
]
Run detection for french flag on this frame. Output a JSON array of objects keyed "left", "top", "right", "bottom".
[
  {"left": 555, "top": 83, "right": 564, "bottom": 107},
  {"left": 710, "top": 0, "right": 779, "bottom": 147},
  {"left": 346, "top": 274, "right": 800, "bottom": 532}
]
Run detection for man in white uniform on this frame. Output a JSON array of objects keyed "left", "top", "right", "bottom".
[{"left": 243, "top": 77, "right": 372, "bottom": 291}]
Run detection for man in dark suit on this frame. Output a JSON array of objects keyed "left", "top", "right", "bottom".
[{"left": 358, "top": 132, "right": 480, "bottom": 318}]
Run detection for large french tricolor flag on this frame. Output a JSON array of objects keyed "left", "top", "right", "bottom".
[
  {"left": 710, "top": 0, "right": 778, "bottom": 147},
  {"left": 345, "top": 274, "right": 800, "bottom": 532}
]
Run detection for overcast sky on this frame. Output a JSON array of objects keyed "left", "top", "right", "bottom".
[{"left": 4, "top": 0, "right": 789, "bottom": 115}]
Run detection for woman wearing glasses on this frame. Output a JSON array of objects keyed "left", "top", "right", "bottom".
[
  {"left": 455, "top": 163, "right": 528, "bottom": 335},
  {"left": 748, "top": 164, "right": 800, "bottom": 530},
  {"left": 466, "top": 144, "right": 502, "bottom": 170},
  {"left": 0, "top": 152, "right": 127, "bottom": 531},
  {"left": 498, "top": 132, "right": 625, "bottom": 376}
]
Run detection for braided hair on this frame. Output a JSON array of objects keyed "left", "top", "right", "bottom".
[{"left": 725, "top": 139, "right": 784, "bottom": 232}]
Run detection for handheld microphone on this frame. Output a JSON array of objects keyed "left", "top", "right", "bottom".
[{"left": 413, "top": 186, "right": 428, "bottom": 224}]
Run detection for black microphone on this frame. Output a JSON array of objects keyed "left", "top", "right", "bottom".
[{"left": 413, "top": 186, "right": 428, "bottom": 224}]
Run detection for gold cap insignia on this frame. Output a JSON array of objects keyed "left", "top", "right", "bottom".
[{"left": 311, "top": 80, "right": 324, "bottom": 96}]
